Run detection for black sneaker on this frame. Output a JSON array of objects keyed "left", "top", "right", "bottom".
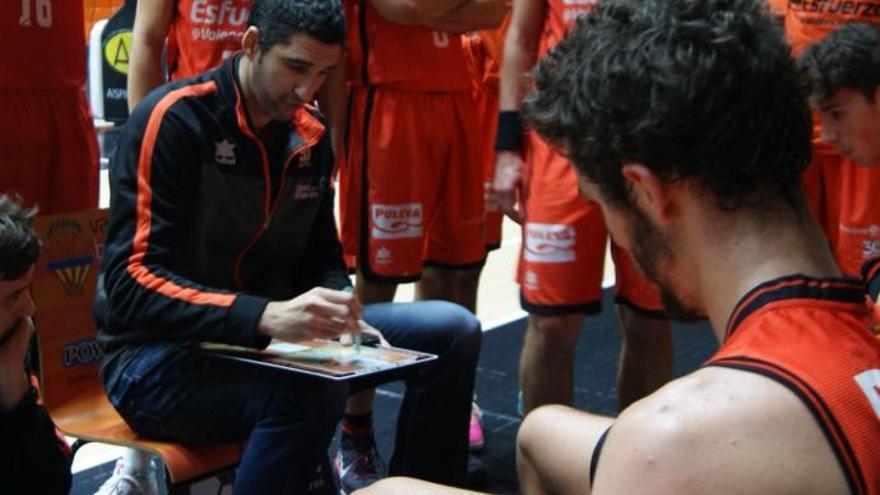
[{"left": 334, "top": 433, "right": 386, "bottom": 494}]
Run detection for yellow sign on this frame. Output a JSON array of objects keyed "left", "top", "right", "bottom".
[{"left": 103, "top": 30, "right": 132, "bottom": 75}]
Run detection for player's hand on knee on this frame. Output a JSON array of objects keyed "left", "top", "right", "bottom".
[
  {"left": 258, "top": 288, "right": 363, "bottom": 342},
  {"left": 493, "top": 151, "right": 525, "bottom": 224}
]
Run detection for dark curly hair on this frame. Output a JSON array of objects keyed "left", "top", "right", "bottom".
[
  {"left": 524, "top": 0, "right": 812, "bottom": 212},
  {"left": 799, "top": 23, "right": 880, "bottom": 103},
  {"left": 248, "top": 0, "right": 346, "bottom": 50},
  {"left": 0, "top": 195, "right": 40, "bottom": 281}
]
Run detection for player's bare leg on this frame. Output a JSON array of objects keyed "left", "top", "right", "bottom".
[
  {"left": 353, "top": 477, "right": 488, "bottom": 495},
  {"left": 416, "top": 266, "right": 481, "bottom": 313},
  {"left": 520, "top": 313, "right": 585, "bottom": 415},
  {"left": 517, "top": 405, "right": 612, "bottom": 495},
  {"left": 615, "top": 305, "right": 673, "bottom": 409}
]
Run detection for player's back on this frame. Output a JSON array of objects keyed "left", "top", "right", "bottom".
[
  {"left": 705, "top": 276, "right": 880, "bottom": 494},
  {"left": 1, "top": 1, "right": 86, "bottom": 89},
  {"left": 344, "top": 0, "right": 471, "bottom": 92}
]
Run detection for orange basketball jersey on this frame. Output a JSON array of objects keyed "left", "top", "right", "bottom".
[
  {"left": 166, "top": 0, "right": 252, "bottom": 80},
  {"left": 781, "top": 0, "right": 880, "bottom": 55},
  {"left": 344, "top": 0, "right": 471, "bottom": 91},
  {"left": 707, "top": 276, "right": 880, "bottom": 494},
  {"left": 539, "top": 0, "right": 599, "bottom": 58},
  {"left": 0, "top": 1, "right": 86, "bottom": 89},
  {"left": 463, "top": 15, "right": 511, "bottom": 95}
]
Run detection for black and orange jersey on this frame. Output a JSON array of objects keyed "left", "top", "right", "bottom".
[
  {"left": 779, "top": 0, "right": 880, "bottom": 55},
  {"left": 166, "top": 0, "right": 252, "bottom": 80},
  {"left": 0, "top": 1, "right": 86, "bottom": 89},
  {"left": 538, "top": 0, "right": 598, "bottom": 58},
  {"left": 344, "top": 0, "right": 472, "bottom": 91},
  {"left": 706, "top": 275, "right": 880, "bottom": 495},
  {"left": 96, "top": 55, "right": 349, "bottom": 351}
]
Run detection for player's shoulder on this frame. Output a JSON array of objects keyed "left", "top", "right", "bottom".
[{"left": 592, "top": 367, "right": 846, "bottom": 494}]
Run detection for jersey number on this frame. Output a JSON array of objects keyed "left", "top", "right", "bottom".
[
  {"left": 19, "top": 0, "right": 53, "bottom": 28},
  {"left": 432, "top": 31, "right": 450, "bottom": 48}
]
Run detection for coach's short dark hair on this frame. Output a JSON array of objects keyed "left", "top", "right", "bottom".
[
  {"left": 0, "top": 195, "right": 40, "bottom": 280},
  {"left": 524, "top": 0, "right": 811, "bottom": 212},
  {"left": 799, "top": 23, "right": 880, "bottom": 103},
  {"left": 248, "top": 0, "right": 346, "bottom": 50}
]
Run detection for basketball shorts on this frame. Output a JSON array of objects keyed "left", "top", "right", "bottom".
[
  {"left": 472, "top": 84, "right": 503, "bottom": 251},
  {"left": 339, "top": 86, "right": 486, "bottom": 283},
  {"left": 517, "top": 134, "right": 665, "bottom": 317},
  {"left": 0, "top": 88, "right": 98, "bottom": 215}
]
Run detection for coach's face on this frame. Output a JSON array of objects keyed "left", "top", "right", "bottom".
[
  {"left": 818, "top": 87, "right": 880, "bottom": 166},
  {"left": 243, "top": 28, "right": 342, "bottom": 123},
  {"left": 578, "top": 171, "right": 702, "bottom": 322},
  {"left": 0, "top": 266, "right": 35, "bottom": 343}
]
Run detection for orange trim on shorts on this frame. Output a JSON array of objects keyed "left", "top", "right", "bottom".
[{"left": 127, "top": 81, "right": 236, "bottom": 308}]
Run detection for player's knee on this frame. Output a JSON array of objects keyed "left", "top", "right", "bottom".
[
  {"left": 517, "top": 404, "right": 569, "bottom": 455},
  {"left": 351, "top": 476, "right": 411, "bottom": 494},
  {"left": 529, "top": 314, "right": 581, "bottom": 349}
]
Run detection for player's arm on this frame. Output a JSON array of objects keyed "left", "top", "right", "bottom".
[
  {"left": 317, "top": 62, "right": 347, "bottom": 166},
  {"left": 368, "top": 0, "right": 504, "bottom": 31},
  {"left": 127, "top": 0, "right": 175, "bottom": 111},
  {"left": 423, "top": 0, "right": 508, "bottom": 33},
  {"left": 492, "top": 0, "right": 544, "bottom": 223}
]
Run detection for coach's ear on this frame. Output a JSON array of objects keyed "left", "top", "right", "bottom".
[
  {"left": 241, "top": 26, "right": 261, "bottom": 60},
  {"left": 621, "top": 163, "right": 674, "bottom": 226}
]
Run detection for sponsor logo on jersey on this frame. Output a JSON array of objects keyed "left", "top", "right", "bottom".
[
  {"left": 524, "top": 223, "right": 576, "bottom": 263},
  {"left": 294, "top": 184, "right": 319, "bottom": 200},
  {"left": 190, "top": 0, "right": 250, "bottom": 26},
  {"left": 854, "top": 369, "right": 880, "bottom": 420},
  {"left": 215, "top": 139, "right": 236, "bottom": 167},
  {"left": 371, "top": 203, "right": 423, "bottom": 240},
  {"left": 298, "top": 148, "right": 312, "bottom": 168}
]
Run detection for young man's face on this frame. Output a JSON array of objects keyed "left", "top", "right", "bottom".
[
  {"left": 0, "top": 266, "right": 35, "bottom": 342},
  {"left": 578, "top": 176, "right": 702, "bottom": 321},
  {"left": 249, "top": 31, "right": 342, "bottom": 123},
  {"left": 818, "top": 87, "right": 880, "bottom": 166}
]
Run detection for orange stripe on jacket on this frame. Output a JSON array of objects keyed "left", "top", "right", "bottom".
[{"left": 127, "top": 81, "right": 236, "bottom": 307}]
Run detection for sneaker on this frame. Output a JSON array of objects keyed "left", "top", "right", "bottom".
[
  {"left": 334, "top": 432, "right": 385, "bottom": 494},
  {"left": 469, "top": 403, "right": 485, "bottom": 452},
  {"left": 93, "top": 459, "right": 159, "bottom": 495}
]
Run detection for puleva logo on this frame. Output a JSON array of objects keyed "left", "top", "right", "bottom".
[
  {"left": 854, "top": 369, "right": 880, "bottom": 420},
  {"left": 371, "top": 203, "right": 423, "bottom": 240},
  {"left": 524, "top": 223, "right": 576, "bottom": 263},
  {"left": 215, "top": 139, "right": 236, "bottom": 166},
  {"left": 45, "top": 218, "right": 94, "bottom": 296}
]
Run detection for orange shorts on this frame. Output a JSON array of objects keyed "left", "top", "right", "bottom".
[
  {"left": 339, "top": 86, "right": 486, "bottom": 283},
  {"left": 472, "top": 85, "right": 504, "bottom": 250},
  {"left": 517, "top": 134, "right": 665, "bottom": 316},
  {"left": 0, "top": 88, "right": 98, "bottom": 215},
  {"left": 802, "top": 119, "right": 880, "bottom": 277}
]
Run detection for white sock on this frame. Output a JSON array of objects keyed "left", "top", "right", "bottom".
[{"left": 121, "top": 449, "right": 152, "bottom": 476}]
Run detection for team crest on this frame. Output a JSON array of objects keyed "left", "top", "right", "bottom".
[
  {"left": 215, "top": 140, "right": 236, "bottom": 167},
  {"left": 44, "top": 219, "right": 95, "bottom": 296}
]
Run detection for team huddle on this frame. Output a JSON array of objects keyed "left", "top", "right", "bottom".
[{"left": 1, "top": 0, "right": 880, "bottom": 493}]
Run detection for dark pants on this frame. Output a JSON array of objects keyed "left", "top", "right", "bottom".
[{"left": 103, "top": 300, "right": 481, "bottom": 493}]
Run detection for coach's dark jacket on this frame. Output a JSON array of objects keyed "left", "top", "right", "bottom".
[{"left": 94, "top": 54, "right": 350, "bottom": 353}]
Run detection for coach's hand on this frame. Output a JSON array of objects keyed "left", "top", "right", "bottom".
[
  {"left": 493, "top": 151, "right": 525, "bottom": 224},
  {"left": 258, "top": 287, "right": 363, "bottom": 342}
]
